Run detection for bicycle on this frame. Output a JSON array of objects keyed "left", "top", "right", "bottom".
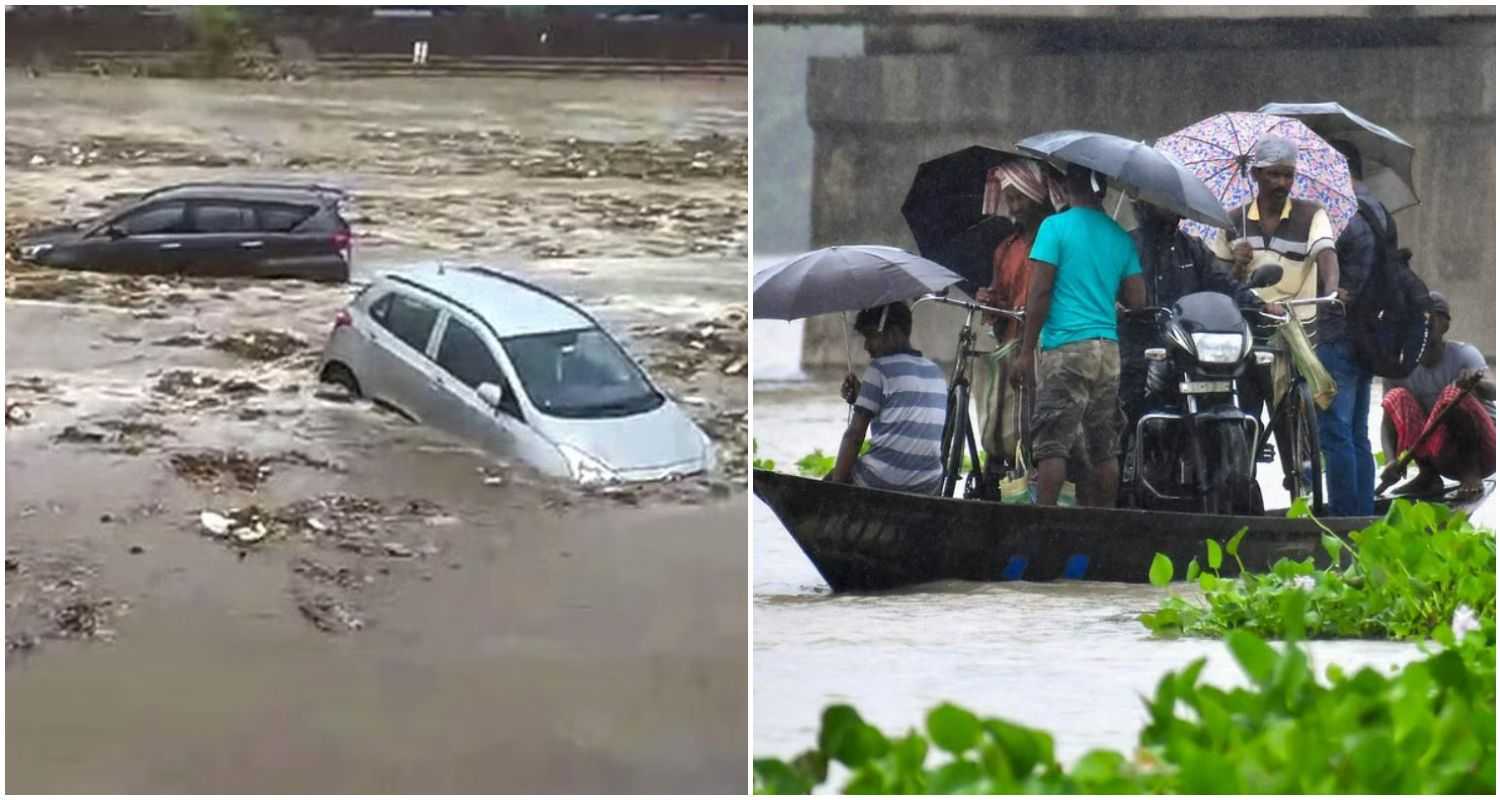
[
  {"left": 1250, "top": 293, "right": 1343, "bottom": 516},
  {"left": 913, "top": 293, "right": 1025, "bottom": 499}
]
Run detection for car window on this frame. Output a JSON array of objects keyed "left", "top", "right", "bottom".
[
  {"left": 193, "top": 203, "right": 258, "bottom": 233},
  {"left": 502, "top": 328, "right": 663, "bottom": 418},
  {"left": 257, "top": 203, "right": 316, "bottom": 232},
  {"left": 117, "top": 203, "right": 187, "bottom": 236},
  {"left": 436, "top": 317, "right": 505, "bottom": 390},
  {"left": 379, "top": 293, "right": 440, "bottom": 354},
  {"left": 368, "top": 291, "right": 393, "bottom": 323}
]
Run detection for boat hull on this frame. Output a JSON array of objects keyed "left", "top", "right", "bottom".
[{"left": 753, "top": 470, "right": 1381, "bottom": 591}]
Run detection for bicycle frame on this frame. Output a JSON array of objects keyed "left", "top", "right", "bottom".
[
  {"left": 914, "top": 293, "right": 1024, "bottom": 498},
  {"left": 1249, "top": 293, "right": 1341, "bottom": 513}
]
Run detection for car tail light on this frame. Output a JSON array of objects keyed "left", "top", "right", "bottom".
[
  {"left": 333, "top": 309, "right": 352, "bottom": 331},
  {"left": 333, "top": 229, "right": 352, "bottom": 262}
]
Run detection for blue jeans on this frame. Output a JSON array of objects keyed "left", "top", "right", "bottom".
[{"left": 1317, "top": 339, "right": 1374, "bottom": 516}]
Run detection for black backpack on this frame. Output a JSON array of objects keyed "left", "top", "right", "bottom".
[{"left": 1348, "top": 200, "right": 1431, "bottom": 379}]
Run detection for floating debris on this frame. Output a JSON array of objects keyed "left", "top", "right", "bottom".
[
  {"left": 295, "top": 592, "right": 364, "bottom": 633},
  {"left": 209, "top": 328, "right": 307, "bottom": 362}
]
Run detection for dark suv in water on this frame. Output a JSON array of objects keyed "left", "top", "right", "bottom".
[{"left": 12, "top": 182, "right": 353, "bottom": 282}]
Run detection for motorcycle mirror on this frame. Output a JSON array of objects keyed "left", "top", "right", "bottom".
[{"left": 1249, "top": 264, "right": 1283, "bottom": 288}]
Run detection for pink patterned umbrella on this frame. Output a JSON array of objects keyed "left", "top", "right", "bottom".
[{"left": 1155, "top": 111, "right": 1356, "bottom": 242}]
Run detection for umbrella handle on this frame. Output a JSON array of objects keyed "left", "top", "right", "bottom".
[
  {"left": 843, "top": 312, "right": 854, "bottom": 424},
  {"left": 1111, "top": 190, "right": 1127, "bottom": 221}
]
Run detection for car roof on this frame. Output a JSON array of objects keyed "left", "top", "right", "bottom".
[
  {"left": 383, "top": 265, "right": 595, "bottom": 338},
  {"left": 135, "top": 182, "right": 344, "bottom": 206}
]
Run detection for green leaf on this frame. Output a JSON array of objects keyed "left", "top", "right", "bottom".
[
  {"left": 982, "top": 718, "right": 1055, "bottom": 779},
  {"left": 1226, "top": 630, "right": 1278, "bottom": 687},
  {"left": 1279, "top": 589, "right": 1308, "bottom": 642},
  {"left": 928, "top": 760, "right": 983, "bottom": 793},
  {"left": 1321, "top": 533, "right": 1343, "bottom": 567},
  {"left": 1149, "top": 553, "right": 1174, "bottom": 587},
  {"left": 1226, "top": 526, "right": 1248, "bottom": 557},
  {"left": 1199, "top": 572, "right": 1220, "bottom": 592},
  {"left": 1288, "top": 496, "right": 1312, "bottom": 519},
  {"left": 890, "top": 732, "right": 928, "bottom": 772},
  {"left": 843, "top": 767, "right": 889, "bottom": 795},
  {"left": 1206, "top": 539, "right": 1223, "bottom": 571},
  {"left": 1069, "top": 749, "right": 1127, "bottom": 788},
  {"left": 818, "top": 705, "right": 888, "bottom": 767},
  {"left": 753, "top": 758, "right": 815, "bottom": 794},
  {"left": 1185, "top": 558, "right": 1201, "bottom": 582},
  {"left": 926, "top": 703, "right": 982, "bottom": 754}
]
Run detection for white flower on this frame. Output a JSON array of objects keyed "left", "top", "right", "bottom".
[
  {"left": 1451, "top": 605, "right": 1480, "bottom": 640},
  {"left": 1291, "top": 575, "right": 1316, "bottom": 592}
]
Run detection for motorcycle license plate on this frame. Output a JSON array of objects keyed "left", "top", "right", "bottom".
[{"left": 1179, "top": 380, "right": 1233, "bottom": 394}]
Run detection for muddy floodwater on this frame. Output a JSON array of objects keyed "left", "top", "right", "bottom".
[
  {"left": 751, "top": 323, "right": 1494, "bottom": 767},
  {"left": 6, "top": 72, "right": 747, "bottom": 793}
]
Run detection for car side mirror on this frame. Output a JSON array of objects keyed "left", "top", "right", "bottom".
[
  {"left": 477, "top": 382, "right": 522, "bottom": 419},
  {"left": 477, "top": 382, "right": 504, "bottom": 409},
  {"left": 1249, "top": 264, "right": 1283, "bottom": 289},
  {"left": 106, "top": 225, "right": 127, "bottom": 240}
]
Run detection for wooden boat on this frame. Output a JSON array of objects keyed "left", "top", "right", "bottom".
[{"left": 753, "top": 469, "right": 1488, "bottom": 592}]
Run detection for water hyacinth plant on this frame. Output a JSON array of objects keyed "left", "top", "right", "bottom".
[
  {"left": 1141, "top": 498, "right": 1496, "bottom": 641},
  {"left": 756, "top": 608, "right": 1496, "bottom": 794},
  {"left": 756, "top": 499, "right": 1496, "bottom": 794},
  {"left": 754, "top": 620, "right": 1496, "bottom": 793}
]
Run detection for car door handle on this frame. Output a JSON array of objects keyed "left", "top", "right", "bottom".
[
  {"left": 159, "top": 242, "right": 181, "bottom": 250},
  {"left": 240, "top": 241, "right": 264, "bottom": 249}
]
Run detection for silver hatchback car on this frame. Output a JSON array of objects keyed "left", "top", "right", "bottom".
[{"left": 318, "top": 265, "right": 716, "bottom": 484}]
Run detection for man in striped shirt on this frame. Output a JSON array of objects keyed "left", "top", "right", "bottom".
[{"left": 827, "top": 302, "right": 948, "bottom": 494}]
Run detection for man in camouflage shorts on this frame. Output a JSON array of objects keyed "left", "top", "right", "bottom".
[
  {"left": 1013, "top": 164, "right": 1146, "bottom": 507},
  {"left": 1032, "top": 340, "right": 1123, "bottom": 499}
]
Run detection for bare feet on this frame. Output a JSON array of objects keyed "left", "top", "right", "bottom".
[
  {"left": 1454, "top": 477, "right": 1485, "bottom": 502},
  {"left": 1392, "top": 466, "right": 1444, "bottom": 497}
]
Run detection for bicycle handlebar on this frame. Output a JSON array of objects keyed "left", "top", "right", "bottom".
[
  {"left": 915, "top": 293, "right": 1025, "bottom": 321},
  {"left": 1254, "top": 292, "right": 1343, "bottom": 323}
]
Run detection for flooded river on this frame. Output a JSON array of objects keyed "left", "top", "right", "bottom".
[
  {"left": 750, "top": 317, "right": 1493, "bottom": 766},
  {"left": 6, "top": 72, "right": 746, "bottom": 792}
]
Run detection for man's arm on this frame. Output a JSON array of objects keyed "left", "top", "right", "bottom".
[
  {"left": 1012, "top": 259, "right": 1055, "bottom": 386},
  {"left": 1308, "top": 210, "right": 1340, "bottom": 300},
  {"left": 1379, "top": 411, "right": 1405, "bottom": 485},
  {"left": 1120, "top": 273, "right": 1146, "bottom": 310},
  {"left": 1191, "top": 236, "right": 1262, "bottom": 308},
  {"left": 1455, "top": 348, "right": 1496, "bottom": 401},
  {"left": 826, "top": 409, "right": 873, "bottom": 483},
  {"left": 1316, "top": 248, "right": 1340, "bottom": 300}
]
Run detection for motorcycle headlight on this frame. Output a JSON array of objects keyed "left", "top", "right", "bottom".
[
  {"left": 19, "top": 243, "right": 52, "bottom": 259},
  {"left": 556, "top": 443, "right": 620, "bottom": 486},
  {"left": 1191, "top": 332, "right": 1246, "bottom": 364}
]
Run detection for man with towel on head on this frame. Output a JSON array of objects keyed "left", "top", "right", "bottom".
[{"left": 973, "top": 159, "right": 1068, "bottom": 490}]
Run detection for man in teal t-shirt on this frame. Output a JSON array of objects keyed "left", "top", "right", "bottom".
[{"left": 1012, "top": 164, "right": 1146, "bottom": 508}]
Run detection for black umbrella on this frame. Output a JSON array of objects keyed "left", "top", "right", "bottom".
[
  {"left": 924, "top": 215, "right": 1016, "bottom": 295},
  {"left": 900, "top": 145, "right": 1028, "bottom": 293},
  {"left": 1016, "top": 129, "right": 1235, "bottom": 230},
  {"left": 1258, "top": 101, "right": 1419, "bottom": 213}
]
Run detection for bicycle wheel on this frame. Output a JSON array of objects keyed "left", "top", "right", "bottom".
[
  {"left": 940, "top": 385, "right": 961, "bottom": 493},
  {"left": 942, "top": 383, "right": 971, "bottom": 498},
  {"left": 1286, "top": 382, "right": 1325, "bottom": 515}
]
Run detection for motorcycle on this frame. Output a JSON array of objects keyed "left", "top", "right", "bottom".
[{"left": 1121, "top": 265, "right": 1283, "bottom": 515}]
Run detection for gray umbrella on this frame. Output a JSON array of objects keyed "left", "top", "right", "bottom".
[
  {"left": 754, "top": 245, "right": 965, "bottom": 381},
  {"left": 1016, "top": 129, "right": 1234, "bottom": 229},
  {"left": 1258, "top": 101, "right": 1418, "bottom": 213},
  {"left": 752, "top": 245, "right": 964, "bottom": 321}
]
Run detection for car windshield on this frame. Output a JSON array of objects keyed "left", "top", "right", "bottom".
[{"left": 501, "top": 327, "right": 663, "bottom": 419}]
